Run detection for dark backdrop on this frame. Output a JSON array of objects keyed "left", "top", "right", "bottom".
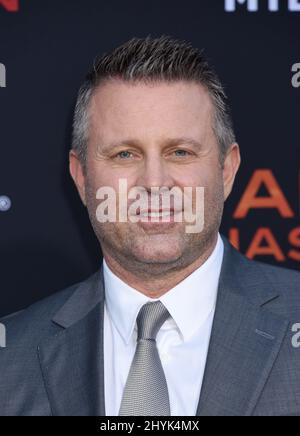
[{"left": 0, "top": 0, "right": 299, "bottom": 317}]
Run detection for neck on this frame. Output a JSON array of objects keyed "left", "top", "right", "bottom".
[{"left": 103, "top": 234, "right": 219, "bottom": 299}]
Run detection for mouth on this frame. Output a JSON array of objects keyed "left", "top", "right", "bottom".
[
  {"left": 138, "top": 208, "right": 176, "bottom": 219},
  {"left": 132, "top": 208, "right": 183, "bottom": 228}
]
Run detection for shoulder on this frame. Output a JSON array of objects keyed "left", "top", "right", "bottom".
[
  {"left": 0, "top": 276, "right": 90, "bottom": 348},
  {"left": 230, "top": 242, "right": 300, "bottom": 317},
  {"left": 252, "top": 258, "right": 300, "bottom": 312},
  {"left": 223, "top": 235, "right": 300, "bottom": 288},
  {"left": 253, "top": 258, "right": 300, "bottom": 285}
]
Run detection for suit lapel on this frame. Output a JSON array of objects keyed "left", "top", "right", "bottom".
[
  {"left": 38, "top": 268, "right": 106, "bottom": 416},
  {"left": 196, "top": 238, "right": 289, "bottom": 416}
]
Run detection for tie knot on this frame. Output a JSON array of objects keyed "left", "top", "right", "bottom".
[{"left": 136, "top": 301, "right": 171, "bottom": 341}]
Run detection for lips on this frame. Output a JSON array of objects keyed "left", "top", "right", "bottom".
[
  {"left": 135, "top": 208, "right": 183, "bottom": 224},
  {"left": 138, "top": 208, "right": 175, "bottom": 216}
]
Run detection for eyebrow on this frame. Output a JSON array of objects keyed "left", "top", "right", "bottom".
[{"left": 98, "top": 137, "right": 204, "bottom": 154}]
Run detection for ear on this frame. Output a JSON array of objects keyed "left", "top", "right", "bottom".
[
  {"left": 69, "top": 150, "right": 87, "bottom": 206},
  {"left": 223, "top": 143, "right": 241, "bottom": 201}
]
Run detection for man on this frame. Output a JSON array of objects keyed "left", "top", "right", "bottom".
[{"left": 1, "top": 35, "right": 300, "bottom": 417}]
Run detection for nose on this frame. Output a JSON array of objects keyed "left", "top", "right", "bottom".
[{"left": 136, "top": 153, "right": 174, "bottom": 191}]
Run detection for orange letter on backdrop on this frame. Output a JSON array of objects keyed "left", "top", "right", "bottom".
[
  {"left": 234, "top": 170, "right": 294, "bottom": 219},
  {"left": 289, "top": 227, "right": 300, "bottom": 261},
  {"left": 0, "top": 0, "right": 19, "bottom": 12},
  {"left": 246, "top": 228, "right": 286, "bottom": 261},
  {"left": 229, "top": 228, "right": 240, "bottom": 250}
]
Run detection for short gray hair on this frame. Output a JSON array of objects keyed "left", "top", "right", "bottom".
[{"left": 71, "top": 35, "right": 236, "bottom": 168}]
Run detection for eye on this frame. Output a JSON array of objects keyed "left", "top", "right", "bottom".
[
  {"left": 115, "top": 150, "right": 134, "bottom": 160},
  {"left": 173, "top": 149, "right": 192, "bottom": 157}
]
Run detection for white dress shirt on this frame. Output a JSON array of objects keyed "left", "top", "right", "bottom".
[{"left": 103, "top": 233, "right": 224, "bottom": 416}]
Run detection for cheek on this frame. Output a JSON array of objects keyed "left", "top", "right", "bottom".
[
  {"left": 188, "top": 168, "right": 223, "bottom": 210},
  {"left": 88, "top": 165, "right": 121, "bottom": 192},
  {"left": 177, "top": 167, "right": 215, "bottom": 190}
]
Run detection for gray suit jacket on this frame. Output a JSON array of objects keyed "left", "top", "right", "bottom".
[{"left": 1, "top": 235, "right": 300, "bottom": 416}]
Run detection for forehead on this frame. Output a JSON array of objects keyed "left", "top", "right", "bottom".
[{"left": 89, "top": 79, "right": 214, "bottom": 143}]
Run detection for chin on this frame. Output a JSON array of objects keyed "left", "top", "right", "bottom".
[{"left": 131, "top": 242, "right": 183, "bottom": 264}]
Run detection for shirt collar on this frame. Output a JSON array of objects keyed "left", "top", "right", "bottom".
[{"left": 103, "top": 233, "right": 224, "bottom": 345}]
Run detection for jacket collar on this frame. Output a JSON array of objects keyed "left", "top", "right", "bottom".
[
  {"left": 38, "top": 267, "right": 106, "bottom": 416},
  {"left": 196, "top": 236, "right": 289, "bottom": 416}
]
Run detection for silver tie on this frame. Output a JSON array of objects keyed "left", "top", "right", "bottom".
[{"left": 119, "top": 301, "right": 171, "bottom": 416}]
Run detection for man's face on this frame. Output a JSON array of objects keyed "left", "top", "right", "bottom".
[{"left": 70, "top": 80, "right": 240, "bottom": 272}]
